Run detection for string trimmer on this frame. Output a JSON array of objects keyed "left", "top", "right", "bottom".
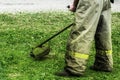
[{"left": 30, "top": 23, "right": 74, "bottom": 60}]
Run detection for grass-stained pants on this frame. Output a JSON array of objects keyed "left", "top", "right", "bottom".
[{"left": 65, "top": 0, "right": 113, "bottom": 75}]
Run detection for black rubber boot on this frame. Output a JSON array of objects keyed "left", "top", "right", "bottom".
[
  {"left": 55, "top": 70, "right": 82, "bottom": 77},
  {"left": 90, "top": 66, "right": 112, "bottom": 72}
]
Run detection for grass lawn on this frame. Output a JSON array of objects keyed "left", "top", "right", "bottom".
[{"left": 0, "top": 12, "right": 120, "bottom": 80}]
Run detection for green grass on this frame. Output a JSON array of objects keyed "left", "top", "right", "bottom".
[{"left": 0, "top": 12, "right": 120, "bottom": 80}]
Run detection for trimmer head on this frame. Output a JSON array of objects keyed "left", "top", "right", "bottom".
[
  {"left": 30, "top": 43, "right": 50, "bottom": 60},
  {"left": 30, "top": 23, "right": 73, "bottom": 60}
]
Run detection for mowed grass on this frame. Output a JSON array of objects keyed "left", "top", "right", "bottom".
[{"left": 0, "top": 12, "right": 120, "bottom": 80}]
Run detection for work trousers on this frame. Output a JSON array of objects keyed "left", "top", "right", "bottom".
[{"left": 65, "top": 0, "right": 113, "bottom": 75}]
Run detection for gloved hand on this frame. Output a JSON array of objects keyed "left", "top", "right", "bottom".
[{"left": 67, "top": 5, "right": 76, "bottom": 12}]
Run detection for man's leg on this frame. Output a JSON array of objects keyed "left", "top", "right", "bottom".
[
  {"left": 55, "top": 0, "right": 104, "bottom": 76},
  {"left": 93, "top": 0, "right": 113, "bottom": 72}
]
